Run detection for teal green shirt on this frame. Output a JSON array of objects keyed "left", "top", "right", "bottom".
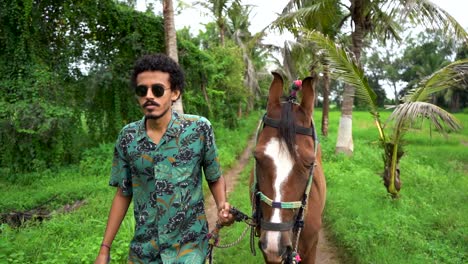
[{"left": 109, "top": 111, "right": 222, "bottom": 263}]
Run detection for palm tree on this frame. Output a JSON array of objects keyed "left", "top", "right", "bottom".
[
  {"left": 226, "top": 2, "right": 262, "bottom": 113},
  {"left": 163, "top": 0, "right": 184, "bottom": 114},
  {"left": 308, "top": 31, "right": 465, "bottom": 197},
  {"left": 195, "top": 0, "right": 238, "bottom": 46},
  {"left": 336, "top": 0, "right": 467, "bottom": 155},
  {"left": 275, "top": 0, "right": 467, "bottom": 154}
]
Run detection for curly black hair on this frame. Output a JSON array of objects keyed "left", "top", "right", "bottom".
[{"left": 131, "top": 53, "right": 185, "bottom": 94}]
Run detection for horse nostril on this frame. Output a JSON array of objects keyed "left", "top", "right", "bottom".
[
  {"left": 258, "top": 240, "right": 266, "bottom": 250},
  {"left": 279, "top": 245, "right": 293, "bottom": 258}
]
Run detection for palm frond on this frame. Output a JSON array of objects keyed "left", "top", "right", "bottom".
[
  {"left": 273, "top": 3, "right": 330, "bottom": 34},
  {"left": 370, "top": 3, "right": 403, "bottom": 43},
  {"left": 387, "top": 101, "right": 462, "bottom": 134},
  {"left": 306, "top": 31, "right": 379, "bottom": 117},
  {"left": 403, "top": 0, "right": 468, "bottom": 42},
  {"left": 404, "top": 59, "right": 468, "bottom": 102}
]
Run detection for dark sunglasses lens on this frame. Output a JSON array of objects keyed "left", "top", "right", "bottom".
[
  {"left": 151, "top": 84, "right": 165, "bottom": 97},
  {"left": 135, "top": 86, "right": 148, "bottom": 97}
]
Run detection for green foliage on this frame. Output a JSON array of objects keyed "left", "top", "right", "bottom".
[
  {"left": 1, "top": 0, "right": 268, "bottom": 175},
  {"left": 80, "top": 3, "right": 166, "bottom": 143},
  {"left": 0, "top": 69, "right": 85, "bottom": 174},
  {"left": 0, "top": 0, "right": 165, "bottom": 173},
  {"left": 399, "top": 30, "right": 456, "bottom": 95},
  {"left": 362, "top": 51, "right": 400, "bottom": 106},
  {"left": 208, "top": 42, "right": 247, "bottom": 127},
  {"left": 178, "top": 29, "right": 248, "bottom": 128}
]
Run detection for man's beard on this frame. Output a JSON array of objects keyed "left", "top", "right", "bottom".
[
  {"left": 143, "top": 100, "right": 170, "bottom": 120},
  {"left": 145, "top": 105, "right": 170, "bottom": 120}
]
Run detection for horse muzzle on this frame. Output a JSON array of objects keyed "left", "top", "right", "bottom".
[{"left": 259, "top": 229, "right": 294, "bottom": 264}]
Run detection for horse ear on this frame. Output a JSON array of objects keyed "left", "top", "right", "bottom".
[
  {"left": 267, "top": 72, "right": 284, "bottom": 112},
  {"left": 300, "top": 76, "right": 316, "bottom": 113}
]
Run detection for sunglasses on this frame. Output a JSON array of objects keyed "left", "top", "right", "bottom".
[{"left": 135, "top": 84, "right": 170, "bottom": 97}]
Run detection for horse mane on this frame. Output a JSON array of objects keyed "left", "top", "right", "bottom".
[{"left": 278, "top": 100, "right": 297, "bottom": 160}]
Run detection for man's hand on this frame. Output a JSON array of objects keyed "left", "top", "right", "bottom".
[
  {"left": 94, "top": 252, "right": 110, "bottom": 264},
  {"left": 217, "top": 202, "right": 235, "bottom": 226}
]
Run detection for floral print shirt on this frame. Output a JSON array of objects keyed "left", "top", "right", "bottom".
[{"left": 109, "top": 111, "right": 222, "bottom": 263}]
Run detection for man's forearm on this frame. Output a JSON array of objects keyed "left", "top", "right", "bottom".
[
  {"left": 99, "top": 188, "right": 132, "bottom": 253},
  {"left": 208, "top": 176, "right": 227, "bottom": 210}
]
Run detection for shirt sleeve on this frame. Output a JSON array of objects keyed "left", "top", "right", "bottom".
[
  {"left": 109, "top": 130, "right": 133, "bottom": 196},
  {"left": 201, "top": 117, "right": 222, "bottom": 183}
]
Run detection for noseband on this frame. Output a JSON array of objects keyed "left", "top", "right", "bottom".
[{"left": 252, "top": 112, "right": 319, "bottom": 263}]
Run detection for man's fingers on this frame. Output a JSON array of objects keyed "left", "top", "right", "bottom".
[{"left": 222, "top": 202, "right": 230, "bottom": 217}]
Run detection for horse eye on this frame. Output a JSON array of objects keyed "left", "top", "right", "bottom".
[
  {"left": 304, "top": 161, "right": 315, "bottom": 169},
  {"left": 253, "top": 150, "right": 264, "bottom": 161}
]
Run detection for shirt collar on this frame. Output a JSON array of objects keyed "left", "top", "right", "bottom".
[
  {"left": 165, "top": 110, "right": 182, "bottom": 138},
  {"left": 136, "top": 110, "right": 182, "bottom": 141}
]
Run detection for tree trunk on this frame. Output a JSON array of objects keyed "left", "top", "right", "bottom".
[
  {"left": 163, "top": 0, "right": 184, "bottom": 114},
  {"left": 200, "top": 76, "right": 212, "bottom": 116},
  {"left": 321, "top": 64, "right": 330, "bottom": 137},
  {"left": 233, "top": 31, "right": 259, "bottom": 112},
  {"left": 335, "top": 0, "right": 365, "bottom": 155},
  {"left": 238, "top": 102, "right": 242, "bottom": 118},
  {"left": 450, "top": 91, "right": 460, "bottom": 112},
  {"left": 219, "top": 19, "right": 225, "bottom": 46},
  {"left": 393, "top": 82, "right": 399, "bottom": 105}
]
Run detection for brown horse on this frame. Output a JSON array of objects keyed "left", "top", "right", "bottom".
[{"left": 250, "top": 72, "right": 326, "bottom": 264}]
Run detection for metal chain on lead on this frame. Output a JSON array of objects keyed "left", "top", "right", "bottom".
[{"left": 214, "top": 224, "right": 251, "bottom": 248}]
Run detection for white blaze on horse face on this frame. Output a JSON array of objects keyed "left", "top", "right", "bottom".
[{"left": 263, "top": 137, "right": 294, "bottom": 252}]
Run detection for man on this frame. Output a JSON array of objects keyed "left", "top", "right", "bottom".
[{"left": 95, "top": 54, "right": 233, "bottom": 264}]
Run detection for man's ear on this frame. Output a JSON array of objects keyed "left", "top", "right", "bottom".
[{"left": 171, "top": 89, "right": 181, "bottom": 102}]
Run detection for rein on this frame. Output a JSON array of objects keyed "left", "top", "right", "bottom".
[{"left": 206, "top": 207, "right": 256, "bottom": 264}]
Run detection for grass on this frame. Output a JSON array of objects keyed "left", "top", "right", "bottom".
[
  {"left": 322, "top": 110, "right": 468, "bottom": 264},
  {"left": 1, "top": 109, "right": 467, "bottom": 263}
]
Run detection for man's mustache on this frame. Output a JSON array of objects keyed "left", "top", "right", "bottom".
[{"left": 143, "top": 100, "right": 159, "bottom": 107}]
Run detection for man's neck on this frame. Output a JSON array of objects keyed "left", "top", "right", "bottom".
[{"left": 145, "top": 110, "right": 172, "bottom": 143}]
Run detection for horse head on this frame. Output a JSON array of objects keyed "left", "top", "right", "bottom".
[{"left": 253, "top": 72, "right": 320, "bottom": 263}]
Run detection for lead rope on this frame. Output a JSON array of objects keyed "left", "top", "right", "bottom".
[
  {"left": 249, "top": 117, "right": 265, "bottom": 257},
  {"left": 206, "top": 207, "right": 257, "bottom": 264}
]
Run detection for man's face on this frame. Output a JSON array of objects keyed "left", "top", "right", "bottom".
[{"left": 135, "top": 71, "right": 180, "bottom": 120}]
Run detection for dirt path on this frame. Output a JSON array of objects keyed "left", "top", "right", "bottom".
[{"left": 205, "top": 136, "right": 341, "bottom": 263}]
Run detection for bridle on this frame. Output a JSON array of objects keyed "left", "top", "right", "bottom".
[{"left": 251, "top": 112, "right": 319, "bottom": 263}]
